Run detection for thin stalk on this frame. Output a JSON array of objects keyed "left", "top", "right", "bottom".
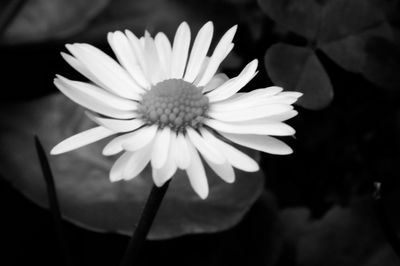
[
  {"left": 34, "top": 136, "right": 73, "bottom": 266},
  {"left": 120, "top": 180, "right": 171, "bottom": 266},
  {"left": 373, "top": 181, "right": 400, "bottom": 260}
]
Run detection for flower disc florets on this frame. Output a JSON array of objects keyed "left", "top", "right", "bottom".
[{"left": 138, "top": 79, "right": 209, "bottom": 132}]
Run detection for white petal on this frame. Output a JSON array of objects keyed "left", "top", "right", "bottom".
[
  {"left": 267, "top": 110, "right": 298, "bottom": 121},
  {"left": 110, "top": 152, "right": 134, "bottom": 182},
  {"left": 51, "top": 126, "right": 114, "bottom": 155},
  {"left": 185, "top": 139, "right": 209, "bottom": 199},
  {"left": 197, "top": 25, "right": 237, "bottom": 86},
  {"left": 66, "top": 44, "right": 144, "bottom": 99},
  {"left": 203, "top": 73, "right": 229, "bottom": 93},
  {"left": 56, "top": 75, "right": 137, "bottom": 111},
  {"left": 186, "top": 128, "right": 225, "bottom": 164},
  {"left": 264, "top": 86, "right": 284, "bottom": 95},
  {"left": 193, "top": 56, "right": 210, "bottom": 85},
  {"left": 144, "top": 31, "right": 165, "bottom": 84},
  {"left": 103, "top": 125, "right": 158, "bottom": 155},
  {"left": 170, "top": 22, "right": 191, "bottom": 79},
  {"left": 61, "top": 52, "right": 106, "bottom": 88},
  {"left": 54, "top": 77, "right": 137, "bottom": 119},
  {"left": 108, "top": 31, "right": 150, "bottom": 88},
  {"left": 86, "top": 112, "right": 145, "bottom": 133},
  {"left": 152, "top": 133, "right": 177, "bottom": 187},
  {"left": 200, "top": 129, "right": 259, "bottom": 172},
  {"left": 204, "top": 158, "right": 235, "bottom": 183},
  {"left": 123, "top": 142, "right": 154, "bottom": 180},
  {"left": 221, "top": 132, "right": 293, "bottom": 155},
  {"left": 122, "top": 125, "right": 159, "bottom": 151},
  {"left": 125, "top": 30, "right": 148, "bottom": 79},
  {"left": 151, "top": 127, "right": 171, "bottom": 169},
  {"left": 184, "top": 21, "right": 214, "bottom": 82},
  {"left": 207, "top": 104, "right": 293, "bottom": 122},
  {"left": 155, "top": 32, "right": 172, "bottom": 75},
  {"left": 205, "top": 119, "right": 295, "bottom": 136},
  {"left": 207, "top": 59, "right": 258, "bottom": 102},
  {"left": 175, "top": 133, "right": 191, "bottom": 169}
]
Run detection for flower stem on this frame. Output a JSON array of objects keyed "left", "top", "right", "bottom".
[
  {"left": 35, "top": 136, "right": 73, "bottom": 266},
  {"left": 373, "top": 181, "right": 400, "bottom": 260},
  {"left": 120, "top": 180, "right": 171, "bottom": 266}
]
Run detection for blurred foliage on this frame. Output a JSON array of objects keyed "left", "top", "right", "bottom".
[
  {"left": 259, "top": 0, "right": 400, "bottom": 109},
  {"left": 280, "top": 197, "right": 399, "bottom": 266}
]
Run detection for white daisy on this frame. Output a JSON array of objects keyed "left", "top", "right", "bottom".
[{"left": 51, "top": 21, "right": 301, "bottom": 199}]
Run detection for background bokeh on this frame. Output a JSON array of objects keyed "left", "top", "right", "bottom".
[{"left": 0, "top": 0, "right": 400, "bottom": 265}]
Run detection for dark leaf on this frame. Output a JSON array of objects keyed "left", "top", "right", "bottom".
[
  {"left": 0, "top": 94, "right": 264, "bottom": 240},
  {"left": 2, "top": 0, "right": 109, "bottom": 44},
  {"left": 362, "top": 37, "right": 400, "bottom": 90},
  {"left": 257, "top": 0, "right": 321, "bottom": 40},
  {"left": 265, "top": 43, "right": 333, "bottom": 110},
  {"left": 280, "top": 198, "right": 399, "bottom": 266}
]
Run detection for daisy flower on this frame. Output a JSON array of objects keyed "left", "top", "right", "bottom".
[{"left": 51, "top": 21, "right": 301, "bottom": 199}]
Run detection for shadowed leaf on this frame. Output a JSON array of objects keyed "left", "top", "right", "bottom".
[
  {"left": 0, "top": 94, "right": 264, "bottom": 240},
  {"left": 265, "top": 43, "right": 333, "bottom": 110}
]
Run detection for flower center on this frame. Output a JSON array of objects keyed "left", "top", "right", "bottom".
[{"left": 137, "top": 79, "right": 209, "bottom": 132}]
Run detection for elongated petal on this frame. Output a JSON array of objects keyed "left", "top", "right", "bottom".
[
  {"left": 204, "top": 157, "right": 235, "bottom": 183},
  {"left": 61, "top": 52, "right": 106, "bottom": 88},
  {"left": 207, "top": 59, "right": 258, "bottom": 102},
  {"left": 103, "top": 125, "right": 157, "bottom": 155},
  {"left": 51, "top": 126, "right": 114, "bottom": 155},
  {"left": 203, "top": 73, "right": 229, "bottom": 93},
  {"left": 155, "top": 32, "right": 172, "bottom": 74},
  {"left": 123, "top": 142, "right": 154, "bottom": 180},
  {"left": 110, "top": 152, "right": 134, "bottom": 182},
  {"left": 122, "top": 125, "right": 158, "bottom": 151},
  {"left": 151, "top": 127, "right": 171, "bottom": 169},
  {"left": 200, "top": 129, "right": 259, "bottom": 172},
  {"left": 184, "top": 21, "right": 213, "bottom": 82},
  {"left": 186, "top": 128, "right": 225, "bottom": 164},
  {"left": 86, "top": 112, "right": 145, "bottom": 133},
  {"left": 144, "top": 31, "right": 165, "bottom": 84},
  {"left": 152, "top": 133, "right": 177, "bottom": 186},
  {"left": 175, "top": 133, "right": 191, "bottom": 169},
  {"left": 108, "top": 31, "right": 150, "bottom": 88},
  {"left": 197, "top": 25, "right": 237, "bottom": 86},
  {"left": 170, "top": 22, "right": 191, "bottom": 79},
  {"left": 66, "top": 44, "right": 144, "bottom": 99},
  {"left": 185, "top": 139, "right": 209, "bottom": 199},
  {"left": 54, "top": 77, "right": 137, "bottom": 119},
  {"left": 208, "top": 104, "right": 293, "bottom": 122},
  {"left": 125, "top": 30, "right": 148, "bottom": 78},
  {"left": 205, "top": 119, "right": 295, "bottom": 135},
  {"left": 222, "top": 132, "right": 293, "bottom": 155}
]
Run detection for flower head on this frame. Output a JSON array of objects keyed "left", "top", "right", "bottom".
[{"left": 51, "top": 21, "right": 301, "bottom": 199}]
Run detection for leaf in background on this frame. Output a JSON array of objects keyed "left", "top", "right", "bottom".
[
  {"left": 362, "top": 37, "right": 400, "bottom": 90},
  {"left": 265, "top": 43, "right": 333, "bottom": 110},
  {"left": 0, "top": 94, "right": 264, "bottom": 240},
  {"left": 260, "top": 0, "right": 397, "bottom": 110},
  {"left": 257, "top": 0, "right": 321, "bottom": 40},
  {"left": 280, "top": 198, "right": 399, "bottom": 266},
  {"left": 2, "top": 0, "right": 110, "bottom": 44}
]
